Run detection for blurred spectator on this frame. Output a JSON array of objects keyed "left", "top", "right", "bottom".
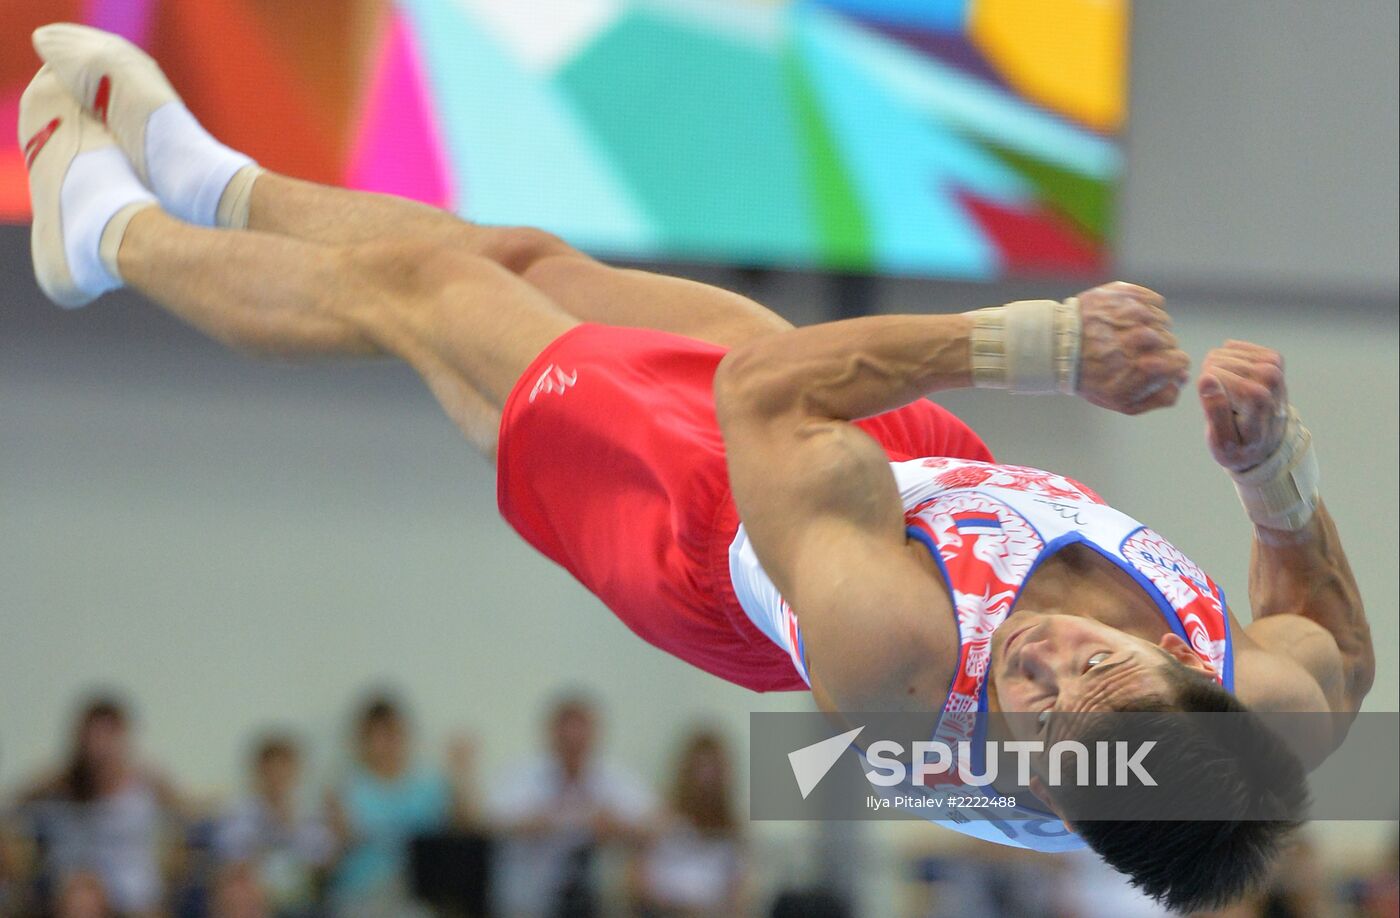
[
  {"left": 1051, "top": 847, "right": 1174, "bottom": 917},
  {"left": 1357, "top": 831, "right": 1399, "bottom": 918},
  {"left": 768, "top": 888, "right": 849, "bottom": 918},
  {"left": 488, "top": 694, "right": 654, "bottom": 918},
  {"left": 53, "top": 871, "right": 114, "bottom": 918},
  {"left": 324, "top": 693, "right": 475, "bottom": 917},
  {"left": 11, "top": 695, "right": 181, "bottom": 917},
  {"left": 630, "top": 729, "right": 747, "bottom": 917},
  {"left": 214, "top": 733, "right": 334, "bottom": 917},
  {"left": 209, "top": 862, "right": 270, "bottom": 918},
  {"left": 1189, "top": 836, "right": 1329, "bottom": 918},
  {"left": 1255, "top": 836, "right": 1327, "bottom": 918},
  {"left": 903, "top": 842, "right": 1172, "bottom": 918},
  {"left": 905, "top": 843, "right": 1059, "bottom": 918},
  {"left": 0, "top": 826, "right": 20, "bottom": 914}
]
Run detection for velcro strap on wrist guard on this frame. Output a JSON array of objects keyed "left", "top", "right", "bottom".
[
  {"left": 1229, "top": 407, "right": 1320, "bottom": 531},
  {"left": 969, "top": 298, "right": 1081, "bottom": 395}
]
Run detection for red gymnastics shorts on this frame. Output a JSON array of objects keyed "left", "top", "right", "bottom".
[{"left": 496, "top": 324, "right": 993, "bottom": 692}]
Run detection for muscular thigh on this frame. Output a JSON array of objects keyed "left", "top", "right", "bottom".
[
  {"left": 521, "top": 255, "right": 794, "bottom": 349},
  {"left": 344, "top": 241, "right": 579, "bottom": 459}
]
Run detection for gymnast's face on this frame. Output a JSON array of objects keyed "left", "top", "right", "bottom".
[{"left": 987, "top": 610, "right": 1210, "bottom": 741}]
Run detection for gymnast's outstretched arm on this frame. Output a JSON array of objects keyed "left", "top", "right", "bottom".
[
  {"left": 715, "top": 281, "right": 1188, "bottom": 425},
  {"left": 711, "top": 281, "right": 1188, "bottom": 709}
]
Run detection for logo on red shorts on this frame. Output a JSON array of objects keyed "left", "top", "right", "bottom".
[{"left": 528, "top": 364, "right": 578, "bottom": 403}]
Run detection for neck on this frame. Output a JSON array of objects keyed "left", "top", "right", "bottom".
[
  {"left": 1019, "top": 543, "right": 1165, "bottom": 640},
  {"left": 262, "top": 792, "right": 294, "bottom": 819},
  {"left": 87, "top": 760, "right": 127, "bottom": 792},
  {"left": 367, "top": 759, "right": 403, "bottom": 780}
]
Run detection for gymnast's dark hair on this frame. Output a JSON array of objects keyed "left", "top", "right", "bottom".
[{"left": 1051, "top": 660, "right": 1309, "bottom": 914}]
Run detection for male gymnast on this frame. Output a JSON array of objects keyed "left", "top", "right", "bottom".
[{"left": 19, "top": 24, "right": 1374, "bottom": 913}]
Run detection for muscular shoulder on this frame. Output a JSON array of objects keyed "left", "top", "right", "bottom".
[
  {"left": 1232, "top": 615, "right": 1353, "bottom": 768},
  {"left": 1232, "top": 615, "right": 1342, "bottom": 714},
  {"left": 15, "top": 768, "right": 68, "bottom": 803}
]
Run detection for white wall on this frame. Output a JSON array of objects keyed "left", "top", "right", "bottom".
[{"left": 1118, "top": 0, "right": 1399, "bottom": 293}]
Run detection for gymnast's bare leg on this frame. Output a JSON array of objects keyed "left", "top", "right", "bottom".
[
  {"left": 244, "top": 172, "right": 795, "bottom": 350},
  {"left": 25, "top": 22, "right": 795, "bottom": 461},
  {"left": 115, "top": 207, "right": 576, "bottom": 461}
]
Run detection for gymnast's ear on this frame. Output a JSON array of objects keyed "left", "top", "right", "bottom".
[
  {"left": 1157, "top": 632, "right": 1214, "bottom": 676},
  {"left": 1027, "top": 775, "right": 1072, "bottom": 834}
]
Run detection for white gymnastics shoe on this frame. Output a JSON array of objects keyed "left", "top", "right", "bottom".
[
  {"left": 19, "top": 65, "right": 155, "bottom": 307},
  {"left": 34, "top": 22, "right": 259, "bottom": 228}
]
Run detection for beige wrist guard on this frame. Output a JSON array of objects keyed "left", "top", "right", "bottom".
[
  {"left": 968, "top": 298, "right": 1081, "bottom": 395},
  {"left": 1230, "top": 407, "right": 1320, "bottom": 531}
]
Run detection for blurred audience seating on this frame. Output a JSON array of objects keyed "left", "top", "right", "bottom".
[{"left": 3, "top": 689, "right": 1394, "bottom": 917}]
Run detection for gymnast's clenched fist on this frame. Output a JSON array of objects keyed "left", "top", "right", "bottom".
[{"left": 1074, "top": 281, "right": 1192, "bottom": 416}]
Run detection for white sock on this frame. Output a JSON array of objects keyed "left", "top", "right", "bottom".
[
  {"left": 59, "top": 147, "right": 156, "bottom": 296},
  {"left": 143, "top": 101, "right": 254, "bottom": 228}
]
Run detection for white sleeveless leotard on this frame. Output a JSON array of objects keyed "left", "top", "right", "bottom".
[{"left": 728, "top": 457, "right": 1234, "bottom": 851}]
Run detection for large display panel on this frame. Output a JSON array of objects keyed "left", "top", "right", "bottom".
[{"left": 2, "top": 1, "right": 1126, "bottom": 278}]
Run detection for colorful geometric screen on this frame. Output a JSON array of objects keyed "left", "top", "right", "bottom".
[{"left": 1, "top": 0, "right": 1127, "bottom": 279}]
